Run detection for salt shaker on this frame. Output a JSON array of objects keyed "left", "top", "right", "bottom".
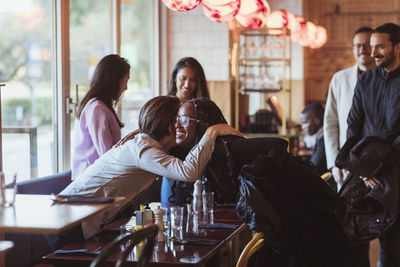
[
  {"left": 154, "top": 206, "right": 166, "bottom": 242},
  {"left": 192, "top": 180, "right": 202, "bottom": 214}
]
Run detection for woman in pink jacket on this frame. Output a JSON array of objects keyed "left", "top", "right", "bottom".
[{"left": 72, "top": 54, "right": 130, "bottom": 180}]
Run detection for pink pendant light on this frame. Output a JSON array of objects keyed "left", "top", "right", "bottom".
[
  {"left": 295, "top": 20, "right": 317, "bottom": 47},
  {"left": 161, "top": 0, "right": 202, "bottom": 12},
  {"left": 266, "top": 9, "right": 297, "bottom": 35},
  {"left": 235, "top": 0, "right": 270, "bottom": 29},
  {"left": 304, "top": 21, "right": 317, "bottom": 47},
  {"left": 309, "top": 25, "right": 328, "bottom": 49},
  {"left": 291, "top": 16, "right": 308, "bottom": 43},
  {"left": 202, "top": 0, "right": 240, "bottom": 23}
]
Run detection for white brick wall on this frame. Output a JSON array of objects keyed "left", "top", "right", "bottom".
[{"left": 169, "top": 6, "right": 229, "bottom": 81}]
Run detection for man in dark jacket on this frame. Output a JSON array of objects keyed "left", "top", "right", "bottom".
[{"left": 337, "top": 23, "right": 400, "bottom": 267}]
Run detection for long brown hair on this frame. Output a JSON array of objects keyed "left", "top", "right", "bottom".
[
  {"left": 138, "top": 96, "right": 180, "bottom": 141},
  {"left": 76, "top": 54, "right": 130, "bottom": 127},
  {"left": 167, "top": 57, "right": 210, "bottom": 99}
]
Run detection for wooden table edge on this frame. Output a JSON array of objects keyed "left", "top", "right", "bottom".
[{"left": 0, "top": 196, "right": 125, "bottom": 235}]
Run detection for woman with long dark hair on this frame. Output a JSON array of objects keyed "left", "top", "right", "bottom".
[
  {"left": 167, "top": 57, "right": 209, "bottom": 101},
  {"left": 72, "top": 54, "right": 130, "bottom": 180}
]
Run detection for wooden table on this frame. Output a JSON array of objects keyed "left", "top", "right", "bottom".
[
  {"left": 43, "top": 207, "right": 249, "bottom": 267},
  {"left": 0, "top": 194, "right": 125, "bottom": 235},
  {"left": 0, "top": 194, "right": 125, "bottom": 267}
]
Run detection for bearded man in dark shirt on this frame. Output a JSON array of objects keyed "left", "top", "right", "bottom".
[{"left": 339, "top": 23, "right": 400, "bottom": 267}]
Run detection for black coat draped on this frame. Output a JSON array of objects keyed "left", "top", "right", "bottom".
[{"left": 206, "top": 136, "right": 353, "bottom": 267}]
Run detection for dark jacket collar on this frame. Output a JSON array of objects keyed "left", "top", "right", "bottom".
[{"left": 378, "top": 65, "right": 400, "bottom": 80}]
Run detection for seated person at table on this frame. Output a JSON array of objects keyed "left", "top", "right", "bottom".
[
  {"left": 60, "top": 96, "right": 239, "bottom": 239},
  {"left": 300, "top": 102, "right": 328, "bottom": 175},
  {"left": 174, "top": 98, "right": 354, "bottom": 267}
]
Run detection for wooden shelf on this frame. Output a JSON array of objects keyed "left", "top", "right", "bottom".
[{"left": 232, "top": 27, "right": 292, "bottom": 134}]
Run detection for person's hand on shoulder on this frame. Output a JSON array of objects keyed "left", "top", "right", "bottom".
[{"left": 114, "top": 129, "right": 140, "bottom": 147}]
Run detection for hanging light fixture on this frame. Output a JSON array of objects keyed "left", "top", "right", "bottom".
[
  {"left": 304, "top": 21, "right": 318, "bottom": 47},
  {"left": 266, "top": 9, "right": 296, "bottom": 35},
  {"left": 161, "top": 0, "right": 202, "bottom": 12},
  {"left": 295, "top": 20, "right": 316, "bottom": 47},
  {"left": 202, "top": 0, "right": 241, "bottom": 23},
  {"left": 291, "top": 16, "right": 308, "bottom": 43},
  {"left": 309, "top": 26, "right": 328, "bottom": 48},
  {"left": 235, "top": 0, "right": 270, "bottom": 29}
]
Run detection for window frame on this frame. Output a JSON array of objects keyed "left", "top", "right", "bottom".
[{"left": 51, "top": 0, "right": 161, "bottom": 172}]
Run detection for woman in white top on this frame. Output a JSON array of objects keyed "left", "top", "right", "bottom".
[{"left": 61, "top": 96, "right": 240, "bottom": 238}]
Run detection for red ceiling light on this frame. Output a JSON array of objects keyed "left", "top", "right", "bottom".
[
  {"left": 202, "top": 0, "right": 241, "bottom": 23},
  {"left": 161, "top": 0, "right": 202, "bottom": 12},
  {"left": 235, "top": 0, "right": 270, "bottom": 29}
]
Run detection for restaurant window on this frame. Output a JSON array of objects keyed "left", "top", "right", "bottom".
[
  {"left": 69, "top": 0, "right": 112, "bottom": 140},
  {"left": 120, "top": 0, "right": 156, "bottom": 134},
  {"left": 0, "top": 0, "right": 54, "bottom": 181},
  {"left": 0, "top": 0, "right": 159, "bottom": 180}
]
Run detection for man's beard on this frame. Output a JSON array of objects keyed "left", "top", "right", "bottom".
[{"left": 376, "top": 50, "right": 396, "bottom": 68}]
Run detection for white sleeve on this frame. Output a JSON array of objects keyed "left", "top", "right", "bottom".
[
  {"left": 324, "top": 76, "right": 340, "bottom": 169},
  {"left": 137, "top": 134, "right": 215, "bottom": 182}
]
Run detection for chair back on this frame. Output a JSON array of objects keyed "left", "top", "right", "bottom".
[
  {"left": 90, "top": 225, "right": 158, "bottom": 267},
  {"left": 236, "top": 232, "right": 264, "bottom": 267},
  {"left": 16, "top": 170, "right": 72, "bottom": 194},
  {"left": 321, "top": 171, "right": 331, "bottom": 181}
]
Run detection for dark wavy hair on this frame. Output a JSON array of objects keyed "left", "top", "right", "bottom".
[
  {"left": 182, "top": 97, "right": 227, "bottom": 143},
  {"left": 76, "top": 54, "right": 130, "bottom": 127},
  {"left": 167, "top": 57, "right": 210, "bottom": 100}
]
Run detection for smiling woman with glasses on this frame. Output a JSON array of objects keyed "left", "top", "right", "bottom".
[
  {"left": 161, "top": 58, "right": 211, "bottom": 208},
  {"left": 175, "top": 115, "right": 201, "bottom": 126},
  {"left": 60, "top": 96, "right": 239, "bottom": 239}
]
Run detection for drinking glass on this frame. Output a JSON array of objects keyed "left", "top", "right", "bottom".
[
  {"left": 202, "top": 192, "right": 214, "bottom": 214},
  {"left": 170, "top": 206, "right": 184, "bottom": 240},
  {"left": 0, "top": 172, "right": 17, "bottom": 207}
]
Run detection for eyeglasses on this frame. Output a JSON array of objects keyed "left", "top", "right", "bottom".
[
  {"left": 353, "top": 43, "right": 371, "bottom": 50},
  {"left": 175, "top": 115, "right": 201, "bottom": 126}
]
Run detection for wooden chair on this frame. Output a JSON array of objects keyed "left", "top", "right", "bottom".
[
  {"left": 236, "top": 232, "right": 264, "bottom": 267},
  {"left": 321, "top": 171, "right": 331, "bottom": 181},
  {"left": 90, "top": 225, "right": 158, "bottom": 267}
]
